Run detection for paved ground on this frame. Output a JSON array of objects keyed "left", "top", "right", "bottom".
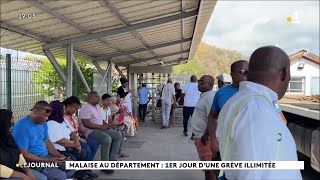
[
  {"left": 94, "top": 125, "right": 203, "bottom": 180},
  {"left": 92, "top": 113, "right": 319, "bottom": 180},
  {"left": 279, "top": 98, "right": 320, "bottom": 111}
]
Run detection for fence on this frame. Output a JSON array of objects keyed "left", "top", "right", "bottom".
[{"left": 0, "top": 55, "right": 55, "bottom": 119}]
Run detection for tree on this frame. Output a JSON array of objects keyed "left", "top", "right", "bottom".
[
  {"left": 173, "top": 42, "right": 246, "bottom": 78},
  {"left": 33, "top": 58, "right": 93, "bottom": 102},
  {"left": 172, "top": 59, "right": 204, "bottom": 77}
]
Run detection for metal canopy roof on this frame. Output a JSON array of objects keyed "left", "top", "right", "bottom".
[{"left": 1, "top": 0, "right": 216, "bottom": 67}]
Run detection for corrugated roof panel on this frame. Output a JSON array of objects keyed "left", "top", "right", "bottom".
[
  {"left": 114, "top": 0, "right": 153, "bottom": 9},
  {"left": 129, "top": 51, "right": 155, "bottom": 59},
  {"left": 103, "top": 33, "right": 143, "bottom": 50},
  {"left": 54, "top": 1, "right": 101, "bottom": 15},
  {"left": 0, "top": 30, "right": 30, "bottom": 43},
  {"left": 61, "top": 7, "right": 107, "bottom": 23},
  {"left": 42, "top": 0, "right": 88, "bottom": 9},
  {"left": 137, "top": 23, "right": 181, "bottom": 36},
  {"left": 1, "top": 0, "right": 216, "bottom": 67},
  {"left": 0, "top": 1, "right": 31, "bottom": 14},
  {"left": 126, "top": 8, "right": 181, "bottom": 24},
  {"left": 112, "top": 55, "right": 135, "bottom": 63},
  {"left": 185, "top": 0, "right": 200, "bottom": 10},
  {"left": 152, "top": 44, "right": 182, "bottom": 54},
  {"left": 143, "top": 35, "right": 182, "bottom": 46},
  {"left": 4, "top": 39, "right": 40, "bottom": 48},
  {"left": 118, "top": 0, "right": 179, "bottom": 14}
]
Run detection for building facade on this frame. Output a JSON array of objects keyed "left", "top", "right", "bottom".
[{"left": 287, "top": 50, "right": 320, "bottom": 96}]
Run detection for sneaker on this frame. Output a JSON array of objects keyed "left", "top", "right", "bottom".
[
  {"left": 183, "top": 132, "right": 188, "bottom": 136},
  {"left": 190, "top": 134, "right": 195, "bottom": 140},
  {"left": 160, "top": 125, "right": 166, "bottom": 129},
  {"left": 101, "top": 170, "right": 114, "bottom": 174}
]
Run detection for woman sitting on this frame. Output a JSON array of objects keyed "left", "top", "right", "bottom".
[
  {"left": 0, "top": 109, "right": 47, "bottom": 180},
  {"left": 110, "top": 96, "right": 137, "bottom": 137},
  {"left": 47, "top": 100, "right": 86, "bottom": 161},
  {"left": 63, "top": 96, "right": 100, "bottom": 162}
]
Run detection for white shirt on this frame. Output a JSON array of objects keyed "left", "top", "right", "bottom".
[
  {"left": 100, "top": 106, "right": 112, "bottom": 123},
  {"left": 192, "top": 90, "right": 215, "bottom": 137},
  {"left": 47, "top": 119, "right": 75, "bottom": 151},
  {"left": 182, "top": 82, "right": 201, "bottom": 107},
  {"left": 161, "top": 83, "right": 175, "bottom": 101},
  {"left": 217, "top": 81, "right": 302, "bottom": 180}
]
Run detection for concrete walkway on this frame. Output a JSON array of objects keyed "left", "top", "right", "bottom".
[{"left": 95, "top": 125, "right": 203, "bottom": 180}]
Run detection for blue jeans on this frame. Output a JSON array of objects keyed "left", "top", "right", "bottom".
[
  {"left": 1, "top": 169, "right": 47, "bottom": 180},
  {"left": 81, "top": 136, "right": 99, "bottom": 161},
  {"left": 30, "top": 155, "right": 75, "bottom": 180}
]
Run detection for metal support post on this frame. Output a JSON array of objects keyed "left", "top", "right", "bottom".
[
  {"left": 72, "top": 56, "right": 91, "bottom": 92},
  {"left": 43, "top": 49, "right": 67, "bottom": 82},
  {"left": 107, "top": 61, "right": 112, "bottom": 93},
  {"left": 6, "top": 54, "right": 11, "bottom": 110},
  {"left": 66, "top": 44, "right": 73, "bottom": 97}
]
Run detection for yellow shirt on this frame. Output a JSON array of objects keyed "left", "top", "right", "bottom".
[{"left": 0, "top": 154, "right": 26, "bottom": 178}]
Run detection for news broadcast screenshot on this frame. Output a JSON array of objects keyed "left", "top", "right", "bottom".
[{"left": 0, "top": 0, "right": 319, "bottom": 180}]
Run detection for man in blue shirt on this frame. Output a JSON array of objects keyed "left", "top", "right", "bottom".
[
  {"left": 138, "top": 83, "right": 151, "bottom": 122},
  {"left": 207, "top": 60, "right": 249, "bottom": 157},
  {"left": 12, "top": 101, "right": 75, "bottom": 180}
]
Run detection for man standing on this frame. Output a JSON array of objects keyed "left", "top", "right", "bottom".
[
  {"left": 207, "top": 60, "right": 248, "bottom": 155},
  {"left": 181, "top": 75, "right": 201, "bottom": 138},
  {"left": 161, "top": 79, "right": 176, "bottom": 129},
  {"left": 79, "top": 91, "right": 122, "bottom": 174},
  {"left": 192, "top": 75, "right": 216, "bottom": 180},
  {"left": 138, "top": 83, "right": 151, "bottom": 122},
  {"left": 217, "top": 46, "right": 301, "bottom": 179},
  {"left": 216, "top": 73, "right": 232, "bottom": 89},
  {"left": 12, "top": 101, "right": 73, "bottom": 180}
]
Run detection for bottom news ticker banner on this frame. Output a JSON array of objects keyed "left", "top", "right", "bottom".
[{"left": 66, "top": 161, "right": 304, "bottom": 170}]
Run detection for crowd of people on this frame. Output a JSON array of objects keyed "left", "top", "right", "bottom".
[
  {"left": 0, "top": 79, "right": 138, "bottom": 180},
  {"left": 0, "top": 46, "right": 303, "bottom": 180},
  {"left": 159, "top": 46, "right": 302, "bottom": 180}
]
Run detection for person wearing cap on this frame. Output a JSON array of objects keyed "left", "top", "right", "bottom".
[{"left": 216, "top": 73, "right": 232, "bottom": 89}]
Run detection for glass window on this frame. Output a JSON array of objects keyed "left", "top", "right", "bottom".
[{"left": 287, "top": 77, "right": 304, "bottom": 93}]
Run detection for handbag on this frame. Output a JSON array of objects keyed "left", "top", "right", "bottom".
[{"left": 218, "top": 95, "right": 279, "bottom": 180}]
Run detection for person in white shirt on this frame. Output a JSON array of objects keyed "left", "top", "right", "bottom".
[
  {"left": 191, "top": 75, "right": 216, "bottom": 180},
  {"left": 181, "top": 75, "right": 201, "bottom": 138},
  {"left": 161, "top": 79, "right": 176, "bottom": 129},
  {"left": 100, "top": 93, "right": 128, "bottom": 158},
  {"left": 217, "top": 46, "right": 302, "bottom": 179},
  {"left": 47, "top": 100, "right": 86, "bottom": 161}
]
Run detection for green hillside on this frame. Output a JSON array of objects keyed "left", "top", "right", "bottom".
[{"left": 173, "top": 42, "right": 247, "bottom": 77}]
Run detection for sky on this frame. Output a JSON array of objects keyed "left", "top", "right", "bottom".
[
  {"left": 1, "top": 1, "right": 319, "bottom": 58},
  {"left": 202, "top": 0, "right": 320, "bottom": 56}
]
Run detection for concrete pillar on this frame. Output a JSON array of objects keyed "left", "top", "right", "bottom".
[{"left": 66, "top": 44, "right": 73, "bottom": 98}]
